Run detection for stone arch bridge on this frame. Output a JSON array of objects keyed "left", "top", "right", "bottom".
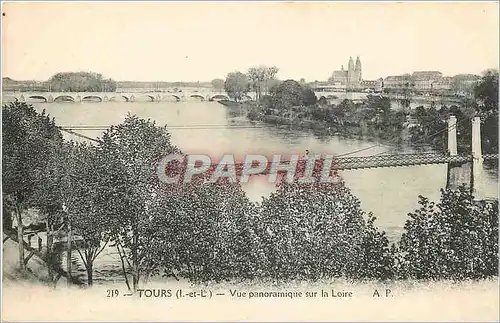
[
  {"left": 2, "top": 90, "right": 257, "bottom": 103},
  {"left": 2, "top": 90, "right": 354, "bottom": 104}
]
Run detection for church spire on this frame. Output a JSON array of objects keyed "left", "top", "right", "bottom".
[
  {"left": 355, "top": 56, "right": 361, "bottom": 70},
  {"left": 348, "top": 56, "right": 354, "bottom": 71}
]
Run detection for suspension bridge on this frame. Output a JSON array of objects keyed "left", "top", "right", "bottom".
[{"left": 58, "top": 115, "right": 498, "bottom": 198}]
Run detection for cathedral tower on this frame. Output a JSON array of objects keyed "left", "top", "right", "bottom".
[
  {"left": 347, "top": 57, "right": 354, "bottom": 84},
  {"left": 355, "top": 56, "right": 362, "bottom": 83}
]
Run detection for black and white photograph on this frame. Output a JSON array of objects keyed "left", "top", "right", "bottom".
[{"left": 1, "top": 1, "right": 499, "bottom": 321}]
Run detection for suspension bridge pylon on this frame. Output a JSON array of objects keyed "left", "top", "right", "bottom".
[{"left": 445, "top": 115, "right": 486, "bottom": 198}]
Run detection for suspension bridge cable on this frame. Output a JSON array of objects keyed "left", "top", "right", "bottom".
[
  {"left": 58, "top": 116, "right": 467, "bottom": 162},
  {"left": 334, "top": 144, "right": 381, "bottom": 157},
  {"left": 58, "top": 127, "right": 100, "bottom": 142},
  {"left": 58, "top": 124, "right": 271, "bottom": 131},
  {"left": 58, "top": 126, "right": 480, "bottom": 170},
  {"left": 373, "top": 118, "right": 464, "bottom": 156},
  {"left": 58, "top": 124, "right": 441, "bottom": 160},
  {"left": 59, "top": 126, "right": 387, "bottom": 159}
]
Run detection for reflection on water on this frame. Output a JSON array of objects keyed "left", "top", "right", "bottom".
[{"left": 29, "top": 101, "right": 498, "bottom": 241}]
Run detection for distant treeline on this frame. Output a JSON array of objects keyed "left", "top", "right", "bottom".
[
  {"left": 116, "top": 81, "right": 213, "bottom": 89},
  {"left": 2, "top": 75, "right": 214, "bottom": 92}
]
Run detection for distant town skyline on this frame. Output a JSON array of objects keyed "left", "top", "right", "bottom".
[{"left": 2, "top": 2, "right": 498, "bottom": 82}]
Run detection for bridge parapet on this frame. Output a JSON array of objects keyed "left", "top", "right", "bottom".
[{"left": 2, "top": 90, "right": 256, "bottom": 103}]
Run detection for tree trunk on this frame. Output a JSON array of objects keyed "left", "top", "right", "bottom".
[
  {"left": 132, "top": 233, "right": 139, "bottom": 292},
  {"left": 86, "top": 262, "right": 93, "bottom": 287},
  {"left": 46, "top": 220, "right": 54, "bottom": 282},
  {"left": 116, "top": 243, "right": 131, "bottom": 291},
  {"left": 3, "top": 208, "right": 13, "bottom": 231},
  {"left": 132, "top": 271, "right": 139, "bottom": 292},
  {"left": 66, "top": 220, "right": 72, "bottom": 287},
  {"left": 15, "top": 205, "right": 25, "bottom": 271}
]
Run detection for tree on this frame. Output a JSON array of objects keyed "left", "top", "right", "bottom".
[
  {"left": 224, "top": 72, "right": 249, "bottom": 102},
  {"left": 301, "top": 85, "right": 317, "bottom": 106},
  {"left": 399, "top": 186, "right": 498, "bottom": 280},
  {"left": 28, "top": 138, "right": 67, "bottom": 284},
  {"left": 48, "top": 72, "right": 116, "bottom": 92},
  {"left": 211, "top": 78, "right": 225, "bottom": 90},
  {"left": 150, "top": 181, "right": 266, "bottom": 283},
  {"left": 270, "top": 79, "right": 304, "bottom": 111},
  {"left": 61, "top": 142, "right": 113, "bottom": 286},
  {"left": 258, "top": 175, "right": 393, "bottom": 280},
  {"left": 98, "top": 115, "right": 181, "bottom": 291},
  {"left": 474, "top": 69, "right": 499, "bottom": 113},
  {"left": 474, "top": 70, "right": 498, "bottom": 154},
  {"left": 2, "top": 101, "right": 63, "bottom": 272},
  {"left": 264, "top": 66, "right": 279, "bottom": 95},
  {"left": 248, "top": 66, "right": 279, "bottom": 100}
]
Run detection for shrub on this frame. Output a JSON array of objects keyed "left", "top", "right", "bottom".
[
  {"left": 258, "top": 176, "right": 394, "bottom": 281},
  {"left": 398, "top": 186, "right": 498, "bottom": 280}
]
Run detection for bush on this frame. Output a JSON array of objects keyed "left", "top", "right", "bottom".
[
  {"left": 258, "top": 177, "right": 393, "bottom": 281},
  {"left": 150, "top": 182, "right": 267, "bottom": 283},
  {"left": 398, "top": 186, "right": 498, "bottom": 280}
]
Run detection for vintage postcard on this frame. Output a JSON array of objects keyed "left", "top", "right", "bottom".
[{"left": 1, "top": 1, "right": 499, "bottom": 322}]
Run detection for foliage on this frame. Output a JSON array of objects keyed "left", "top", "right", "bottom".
[
  {"left": 301, "top": 86, "right": 317, "bottom": 106},
  {"left": 48, "top": 71, "right": 116, "bottom": 92},
  {"left": 2, "top": 101, "right": 64, "bottom": 271},
  {"left": 398, "top": 186, "right": 498, "bottom": 280},
  {"left": 97, "top": 114, "right": 182, "bottom": 291},
  {"left": 61, "top": 142, "right": 113, "bottom": 286},
  {"left": 474, "top": 70, "right": 499, "bottom": 154},
  {"left": 4, "top": 101, "right": 499, "bottom": 288},
  {"left": 270, "top": 79, "right": 304, "bottom": 110},
  {"left": 149, "top": 182, "right": 267, "bottom": 283},
  {"left": 474, "top": 69, "right": 499, "bottom": 113},
  {"left": 409, "top": 106, "right": 447, "bottom": 150},
  {"left": 258, "top": 169, "right": 393, "bottom": 281},
  {"left": 247, "top": 65, "right": 279, "bottom": 101},
  {"left": 211, "top": 78, "right": 225, "bottom": 90},
  {"left": 224, "top": 72, "right": 250, "bottom": 102}
]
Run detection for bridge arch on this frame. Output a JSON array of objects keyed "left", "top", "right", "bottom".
[
  {"left": 109, "top": 95, "right": 129, "bottom": 102},
  {"left": 163, "top": 94, "right": 181, "bottom": 102},
  {"left": 133, "top": 94, "right": 155, "bottom": 102},
  {"left": 190, "top": 94, "right": 205, "bottom": 101},
  {"left": 210, "top": 94, "right": 230, "bottom": 101},
  {"left": 82, "top": 95, "right": 103, "bottom": 102},
  {"left": 27, "top": 95, "right": 48, "bottom": 103},
  {"left": 54, "top": 95, "right": 75, "bottom": 103}
]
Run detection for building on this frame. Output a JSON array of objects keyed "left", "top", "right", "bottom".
[
  {"left": 412, "top": 71, "right": 443, "bottom": 92},
  {"left": 431, "top": 76, "right": 452, "bottom": 93},
  {"left": 359, "top": 79, "right": 384, "bottom": 92},
  {"left": 329, "top": 56, "right": 362, "bottom": 89},
  {"left": 451, "top": 74, "right": 481, "bottom": 96},
  {"left": 383, "top": 74, "right": 414, "bottom": 92}
]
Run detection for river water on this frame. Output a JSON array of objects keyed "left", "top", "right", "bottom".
[{"left": 28, "top": 100, "right": 498, "bottom": 243}]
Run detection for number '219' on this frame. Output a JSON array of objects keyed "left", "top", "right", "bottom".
[{"left": 107, "top": 289, "right": 119, "bottom": 297}]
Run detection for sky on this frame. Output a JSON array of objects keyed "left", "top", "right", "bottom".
[{"left": 2, "top": 1, "right": 499, "bottom": 82}]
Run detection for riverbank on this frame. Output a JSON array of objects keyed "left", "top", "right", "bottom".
[{"left": 219, "top": 100, "right": 410, "bottom": 149}]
